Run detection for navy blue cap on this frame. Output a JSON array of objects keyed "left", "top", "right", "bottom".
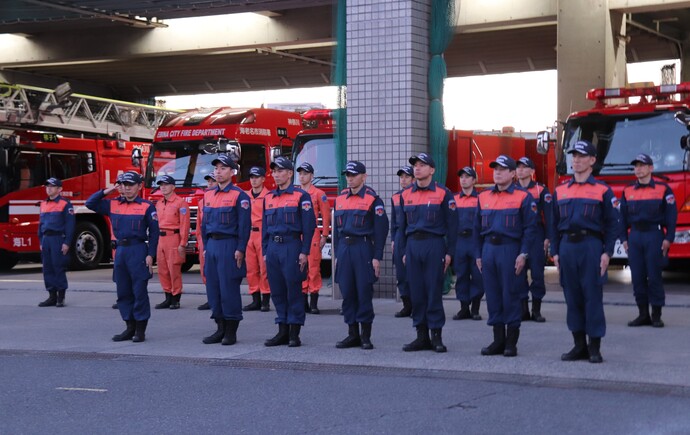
[
  {"left": 45, "top": 177, "right": 62, "bottom": 187},
  {"left": 397, "top": 165, "right": 413, "bottom": 177},
  {"left": 457, "top": 166, "right": 477, "bottom": 178},
  {"left": 517, "top": 157, "right": 535, "bottom": 169},
  {"left": 568, "top": 140, "right": 596, "bottom": 157},
  {"left": 409, "top": 153, "right": 435, "bottom": 168},
  {"left": 211, "top": 154, "right": 239, "bottom": 169},
  {"left": 270, "top": 156, "right": 294, "bottom": 170},
  {"left": 115, "top": 173, "right": 125, "bottom": 184},
  {"left": 249, "top": 166, "right": 266, "bottom": 177},
  {"left": 120, "top": 172, "right": 143, "bottom": 184},
  {"left": 489, "top": 155, "right": 517, "bottom": 170},
  {"left": 156, "top": 175, "right": 176, "bottom": 185},
  {"left": 342, "top": 160, "right": 366, "bottom": 175},
  {"left": 203, "top": 173, "right": 216, "bottom": 181},
  {"left": 297, "top": 162, "right": 315, "bottom": 173},
  {"left": 630, "top": 153, "right": 653, "bottom": 166}
]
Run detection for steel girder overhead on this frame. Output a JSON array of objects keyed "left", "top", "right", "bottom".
[{"left": 0, "top": 0, "right": 689, "bottom": 100}]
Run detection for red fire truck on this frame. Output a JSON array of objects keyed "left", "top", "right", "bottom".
[
  {"left": 538, "top": 82, "right": 690, "bottom": 265},
  {"left": 0, "top": 83, "right": 180, "bottom": 270},
  {"left": 144, "top": 107, "right": 303, "bottom": 269}
]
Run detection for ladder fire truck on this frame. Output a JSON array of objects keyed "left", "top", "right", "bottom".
[
  {"left": 144, "top": 107, "right": 303, "bottom": 270},
  {"left": 538, "top": 82, "right": 690, "bottom": 266},
  {"left": 0, "top": 83, "right": 181, "bottom": 270}
]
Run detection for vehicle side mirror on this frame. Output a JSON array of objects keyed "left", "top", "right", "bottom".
[
  {"left": 674, "top": 111, "right": 690, "bottom": 127},
  {"left": 269, "top": 147, "right": 282, "bottom": 162},
  {"left": 536, "top": 131, "right": 550, "bottom": 155},
  {"left": 680, "top": 135, "right": 690, "bottom": 150},
  {"left": 131, "top": 148, "right": 143, "bottom": 167}
]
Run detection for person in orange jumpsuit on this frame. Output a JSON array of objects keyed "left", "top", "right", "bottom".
[
  {"left": 197, "top": 173, "right": 217, "bottom": 310},
  {"left": 243, "top": 166, "right": 271, "bottom": 312},
  {"left": 297, "top": 162, "right": 331, "bottom": 314},
  {"left": 153, "top": 175, "right": 190, "bottom": 310}
]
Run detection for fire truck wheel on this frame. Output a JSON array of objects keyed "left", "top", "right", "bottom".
[
  {"left": 0, "top": 252, "right": 19, "bottom": 271},
  {"left": 70, "top": 221, "right": 104, "bottom": 270}
]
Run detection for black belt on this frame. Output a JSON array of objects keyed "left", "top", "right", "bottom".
[
  {"left": 117, "top": 238, "right": 144, "bottom": 246},
  {"left": 486, "top": 235, "right": 518, "bottom": 245},
  {"left": 43, "top": 230, "right": 63, "bottom": 236},
  {"left": 160, "top": 229, "right": 180, "bottom": 236},
  {"left": 343, "top": 235, "right": 369, "bottom": 245},
  {"left": 270, "top": 233, "right": 301, "bottom": 243},
  {"left": 561, "top": 229, "right": 602, "bottom": 243},
  {"left": 458, "top": 230, "right": 473, "bottom": 238},
  {"left": 208, "top": 233, "right": 236, "bottom": 240},
  {"left": 410, "top": 232, "right": 442, "bottom": 240},
  {"left": 631, "top": 223, "right": 661, "bottom": 232},
  {"left": 251, "top": 227, "right": 260, "bottom": 232}
]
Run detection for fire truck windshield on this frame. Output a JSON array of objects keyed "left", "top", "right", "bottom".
[
  {"left": 293, "top": 136, "right": 338, "bottom": 187},
  {"left": 147, "top": 142, "right": 220, "bottom": 188},
  {"left": 560, "top": 111, "right": 688, "bottom": 175}
]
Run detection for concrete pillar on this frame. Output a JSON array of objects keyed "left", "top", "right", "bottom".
[
  {"left": 347, "top": 0, "right": 429, "bottom": 298},
  {"left": 682, "top": 35, "right": 690, "bottom": 83},
  {"left": 557, "top": 1, "right": 627, "bottom": 123}
]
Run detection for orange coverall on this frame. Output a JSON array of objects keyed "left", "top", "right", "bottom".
[
  {"left": 155, "top": 193, "right": 190, "bottom": 296},
  {"left": 302, "top": 185, "right": 331, "bottom": 294},
  {"left": 196, "top": 195, "right": 206, "bottom": 284},
  {"left": 245, "top": 186, "right": 270, "bottom": 295}
]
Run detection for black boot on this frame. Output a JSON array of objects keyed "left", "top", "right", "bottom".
[
  {"left": 288, "top": 324, "right": 302, "bottom": 347},
  {"left": 481, "top": 324, "right": 506, "bottom": 356},
  {"left": 360, "top": 323, "right": 374, "bottom": 350},
  {"left": 155, "top": 292, "right": 172, "bottom": 309},
  {"left": 38, "top": 291, "right": 57, "bottom": 307},
  {"left": 169, "top": 293, "right": 181, "bottom": 310},
  {"left": 132, "top": 320, "right": 148, "bottom": 343},
  {"left": 197, "top": 301, "right": 210, "bottom": 310},
  {"left": 430, "top": 328, "right": 447, "bottom": 353},
  {"left": 222, "top": 320, "right": 239, "bottom": 345},
  {"left": 56, "top": 290, "right": 66, "bottom": 308},
  {"left": 309, "top": 293, "right": 320, "bottom": 314},
  {"left": 304, "top": 293, "right": 310, "bottom": 312},
  {"left": 112, "top": 320, "right": 136, "bottom": 342},
  {"left": 628, "top": 303, "right": 652, "bottom": 326},
  {"left": 403, "top": 325, "right": 432, "bottom": 352},
  {"left": 260, "top": 294, "right": 271, "bottom": 312},
  {"left": 521, "top": 299, "right": 531, "bottom": 321},
  {"left": 336, "top": 323, "right": 361, "bottom": 348},
  {"left": 531, "top": 298, "right": 545, "bottom": 323},
  {"left": 470, "top": 296, "right": 482, "bottom": 320},
  {"left": 202, "top": 319, "right": 225, "bottom": 344},
  {"left": 588, "top": 336, "right": 603, "bottom": 363},
  {"left": 651, "top": 305, "right": 664, "bottom": 328},
  {"left": 504, "top": 327, "right": 520, "bottom": 357},
  {"left": 265, "top": 323, "right": 289, "bottom": 347},
  {"left": 561, "top": 331, "right": 589, "bottom": 361},
  {"left": 395, "top": 296, "right": 412, "bottom": 318},
  {"left": 452, "top": 301, "right": 471, "bottom": 320},
  {"left": 243, "top": 292, "right": 261, "bottom": 311}
]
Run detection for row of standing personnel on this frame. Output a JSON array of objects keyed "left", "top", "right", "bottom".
[{"left": 36, "top": 140, "right": 676, "bottom": 362}]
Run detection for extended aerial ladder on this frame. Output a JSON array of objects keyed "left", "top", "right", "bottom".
[{"left": 0, "top": 83, "right": 181, "bottom": 140}]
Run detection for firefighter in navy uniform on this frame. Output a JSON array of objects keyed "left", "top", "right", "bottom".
[
  {"left": 620, "top": 153, "right": 677, "bottom": 328},
  {"left": 38, "top": 177, "right": 75, "bottom": 308},
  {"left": 86, "top": 172, "right": 159, "bottom": 342},
  {"left": 515, "top": 156, "right": 553, "bottom": 322},
  {"left": 262, "top": 156, "right": 316, "bottom": 347},
  {"left": 399, "top": 153, "right": 457, "bottom": 353},
  {"left": 200, "top": 154, "right": 251, "bottom": 346},
  {"left": 391, "top": 165, "right": 414, "bottom": 317},
  {"left": 475, "top": 156, "right": 537, "bottom": 357},
  {"left": 552, "top": 140, "right": 619, "bottom": 363},
  {"left": 333, "top": 161, "right": 389, "bottom": 349},
  {"left": 452, "top": 166, "right": 484, "bottom": 321}
]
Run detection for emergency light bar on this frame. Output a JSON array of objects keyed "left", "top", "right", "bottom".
[
  {"left": 302, "top": 109, "right": 332, "bottom": 121},
  {"left": 587, "top": 82, "right": 690, "bottom": 106}
]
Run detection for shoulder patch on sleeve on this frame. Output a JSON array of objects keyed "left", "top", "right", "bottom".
[
  {"left": 180, "top": 207, "right": 187, "bottom": 215},
  {"left": 302, "top": 201, "right": 312, "bottom": 211},
  {"left": 240, "top": 199, "right": 250, "bottom": 209},
  {"left": 68, "top": 207, "right": 75, "bottom": 215},
  {"left": 322, "top": 194, "right": 328, "bottom": 202},
  {"left": 375, "top": 205, "right": 384, "bottom": 216},
  {"left": 544, "top": 193, "right": 552, "bottom": 203},
  {"left": 666, "top": 194, "right": 676, "bottom": 205},
  {"left": 530, "top": 202, "right": 538, "bottom": 213},
  {"left": 611, "top": 197, "right": 620, "bottom": 210},
  {"left": 448, "top": 199, "right": 456, "bottom": 210},
  {"left": 151, "top": 211, "right": 158, "bottom": 221}
]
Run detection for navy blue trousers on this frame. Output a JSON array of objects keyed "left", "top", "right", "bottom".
[
  {"left": 520, "top": 225, "right": 546, "bottom": 301},
  {"left": 482, "top": 242, "right": 523, "bottom": 328},
  {"left": 114, "top": 243, "right": 151, "bottom": 321},
  {"left": 406, "top": 237, "right": 446, "bottom": 329},
  {"left": 628, "top": 229, "right": 666, "bottom": 306},
  {"left": 335, "top": 239, "right": 375, "bottom": 325},
  {"left": 266, "top": 239, "right": 306, "bottom": 325},
  {"left": 453, "top": 237, "right": 483, "bottom": 303},
  {"left": 204, "top": 238, "right": 244, "bottom": 321},
  {"left": 41, "top": 234, "right": 69, "bottom": 292}
]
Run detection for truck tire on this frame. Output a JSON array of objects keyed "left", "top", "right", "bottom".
[
  {"left": 0, "top": 252, "right": 19, "bottom": 271},
  {"left": 71, "top": 221, "right": 104, "bottom": 270}
]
